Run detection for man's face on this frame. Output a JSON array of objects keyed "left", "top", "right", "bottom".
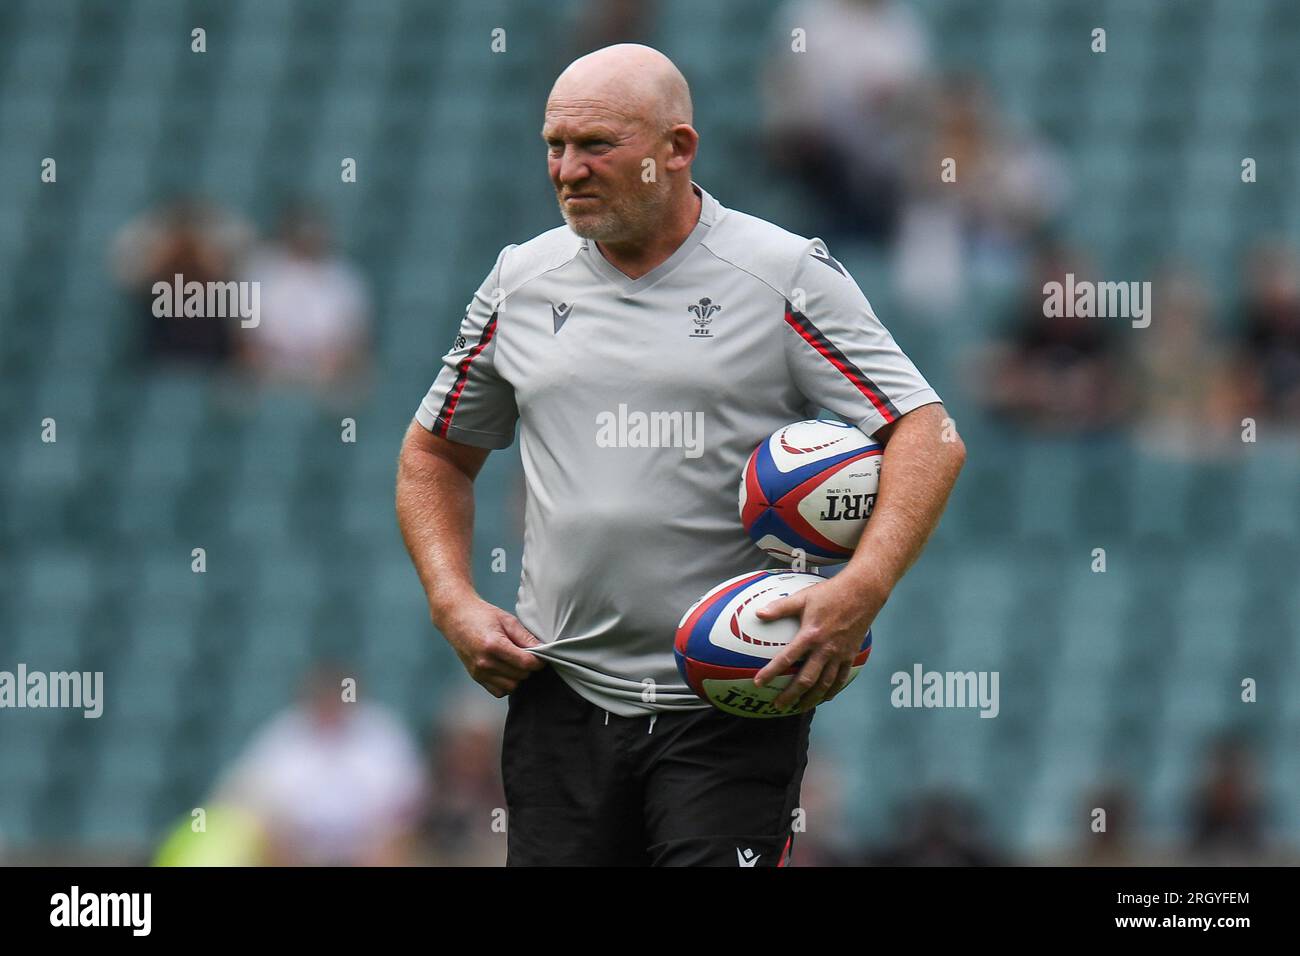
[{"left": 542, "top": 101, "right": 673, "bottom": 242}]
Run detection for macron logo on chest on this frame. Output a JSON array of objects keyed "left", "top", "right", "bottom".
[{"left": 551, "top": 301, "right": 574, "bottom": 334}]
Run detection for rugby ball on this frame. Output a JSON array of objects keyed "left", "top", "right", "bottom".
[
  {"left": 674, "top": 569, "right": 872, "bottom": 718},
  {"left": 739, "top": 419, "right": 882, "bottom": 565}
]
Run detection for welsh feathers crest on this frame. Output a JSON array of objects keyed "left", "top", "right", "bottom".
[{"left": 688, "top": 297, "right": 722, "bottom": 326}]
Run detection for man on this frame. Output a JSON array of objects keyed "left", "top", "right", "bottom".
[{"left": 396, "top": 44, "right": 965, "bottom": 866}]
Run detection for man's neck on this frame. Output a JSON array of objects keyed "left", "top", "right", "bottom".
[{"left": 596, "top": 187, "right": 703, "bottom": 281}]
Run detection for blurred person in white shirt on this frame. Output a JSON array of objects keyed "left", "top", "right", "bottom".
[
  {"left": 214, "top": 664, "right": 428, "bottom": 866},
  {"left": 240, "top": 203, "right": 372, "bottom": 400}
]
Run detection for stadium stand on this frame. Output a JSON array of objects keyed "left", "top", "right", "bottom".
[{"left": 0, "top": 0, "right": 1296, "bottom": 861}]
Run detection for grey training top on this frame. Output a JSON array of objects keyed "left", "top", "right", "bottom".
[{"left": 414, "top": 184, "right": 940, "bottom": 715}]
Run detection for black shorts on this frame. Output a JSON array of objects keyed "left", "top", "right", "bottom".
[{"left": 502, "top": 664, "right": 814, "bottom": 866}]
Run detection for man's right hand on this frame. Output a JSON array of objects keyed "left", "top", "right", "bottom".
[{"left": 436, "top": 598, "right": 547, "bottom": 697}]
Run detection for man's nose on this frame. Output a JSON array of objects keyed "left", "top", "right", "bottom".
[{"left": 554, "top": 147, "right": 590, "bottom": 185}]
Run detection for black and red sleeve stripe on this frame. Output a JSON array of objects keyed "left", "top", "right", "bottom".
[
  {"left": 434, "top": 311, "right": 500, "bottom": 437},
  {"left": 784, "top": 302, "right": 900, "bottom": 424}
]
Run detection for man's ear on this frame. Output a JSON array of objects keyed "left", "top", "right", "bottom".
[{"left": 664, "top": 124, "right": 699, "bottom": 171}]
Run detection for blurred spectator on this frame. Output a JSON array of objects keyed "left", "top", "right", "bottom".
[
  {"left": 1133, "top": 265, "right": 1243, "bottom": 456},
  {"left": 421, "top": 690, "right": 508, "bottom": 866},
  {"left": 1071, "top": 783, "right": 1147, "bottom": 866},
  {"left": 239, "top": 202, "right": 372, "bottom": 399},
  {"left": 212, "top": 663, "right": 428, "bottom": 866},
  {"left": 764, "top": 0, "right": 933, "bottom": 245},
  {"left": 871, "top": 792, "right": 1006, "bottom": 865},
  {"left": 1233, "top": 241, "right": 1300, "bottom": 422},
  {"left": 154, "top": 804, "right": 267, "bottom": 867},
  {"left": 1186, "top": 733, "right": 1267, "bottom": 864},
  {"left": 895, "top": 74, "right": 1068, "bottom": 312},
  {"left": 788, "top": 763, "right": 861, "bottom": 866},
  {"left": 981, "top": 240, "right": 1131, "bottom": 433},
  {"left": 572, "top": 0, "right": 656, "bottom": 54},
  {"left": 873, "top": 790, "right": 1003, "bottom": 868},
  {"left": 111, "top": 196, "right": 255, "bottom": 365}
]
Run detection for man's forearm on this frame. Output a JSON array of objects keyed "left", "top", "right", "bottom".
[
  {"left": 838, "top": 404, "right": 965, "bottom": 599},
  {"left": 396, "top": 443, "right": 480, "bottom": 625}
]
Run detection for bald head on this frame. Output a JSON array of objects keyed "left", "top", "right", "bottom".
[
  {"left": 542, "top": 44, "right": 700, "bottom": 247},
  {"left": 549, "top": 44, "right": 693, "bottom": 134}
]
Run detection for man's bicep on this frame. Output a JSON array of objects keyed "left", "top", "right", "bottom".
[
  {"left": 873, "top": 400, "right": 947, "bottom": 446},
  {"left": 402, "top": 419, "right": 491, "bottom": 481}
]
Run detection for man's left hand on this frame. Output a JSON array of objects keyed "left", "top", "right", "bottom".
[{"left": 752, "top": 573, "right": 886, "bottom": 712}]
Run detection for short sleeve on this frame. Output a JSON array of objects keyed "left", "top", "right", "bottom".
[
  {"left": 414, "top": 246, "right": 519, "bottom": 448},
  {"left": 783, "top": 240, "right": 941, "bottom": 437}
]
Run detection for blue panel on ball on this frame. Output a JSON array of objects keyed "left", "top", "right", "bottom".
[
  {"left": 752, "top": 437, "right": 870, "bottom": 505},
  {"left": 748, "top": 508, "right": 844, "bottom": 561},
  {"left": 685, "top": 573, "right": 781, "bottom": 669}
]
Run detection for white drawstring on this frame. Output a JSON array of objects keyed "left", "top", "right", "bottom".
[{"left": 602, "top": 711, "right": 658, "bottom": 733}]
